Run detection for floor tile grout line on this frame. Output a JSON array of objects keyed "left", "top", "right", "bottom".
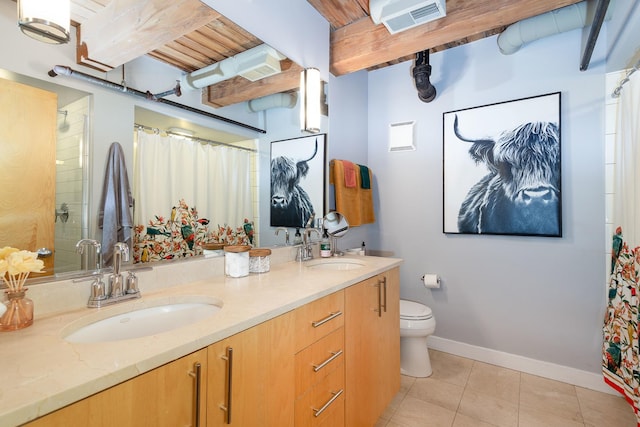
[{"left": 516, "top": 370, "right": 522, "bottom": 427}]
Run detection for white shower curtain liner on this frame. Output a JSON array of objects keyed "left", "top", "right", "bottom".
[
  {"left": 603, "top": 68, "right": 640, "bottom": 425},
  {"left": 613, "top": 71, "right": 640, "bottom": 243},
  {"left": 133, "top": 129, "right": 252, "bottom": 229}
]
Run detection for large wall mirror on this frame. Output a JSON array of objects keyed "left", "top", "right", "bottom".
[
  {"left": 0, "top": 2, "right": 328, "bottom": 285},
  {"left": 0, "top": 68, "right": 263, "bottom": 282},
  {"left": 0, "top": 69, "right": 91, "bottom": 277}
]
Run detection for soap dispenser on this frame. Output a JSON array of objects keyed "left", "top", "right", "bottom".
[
  {"left": 293, "top": 228, "right": 303, "bottom": 245},
  {"left": 320, "top": 228, "right": 331, "bottom": 258}
]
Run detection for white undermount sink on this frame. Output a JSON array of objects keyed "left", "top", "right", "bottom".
[
  {"left": 62, "top": 298, "right": 223, "bottom": 343},
  {"left": 306, "top": 258, "right": 366, "bottom": 271}
]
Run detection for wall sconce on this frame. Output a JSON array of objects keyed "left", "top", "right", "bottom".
[
  {"left": 300, "top": 68, "right": 321, "bottom": 134},
  {"left": 17, "top": 0, "right": 70, "bottom": 44}
]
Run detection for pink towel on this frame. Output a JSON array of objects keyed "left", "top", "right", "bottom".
[{"left": 343, "top": 160, "right": 357, "bottom": 188}]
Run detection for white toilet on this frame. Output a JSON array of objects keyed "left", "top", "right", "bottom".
[{"left": 399, "top": 299, "right": 436, "bottom": 377}]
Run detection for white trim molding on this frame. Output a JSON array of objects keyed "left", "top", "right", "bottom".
[{"left": 428, "top": 335, "right": 615, "bottom": 395}]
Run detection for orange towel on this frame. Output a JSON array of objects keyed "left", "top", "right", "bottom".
[
  {"left": 330, "top": 159, "right": 375, "bottom": 227},
  {"left": 343, "top": 160, "right": 357, "bottom": 188}
]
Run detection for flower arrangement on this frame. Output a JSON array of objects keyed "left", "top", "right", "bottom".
[{"left": 0, "top": 247, "right": 44, "bottom": 292}]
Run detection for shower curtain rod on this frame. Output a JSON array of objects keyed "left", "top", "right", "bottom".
[
  {"left": 135, "top": 124, "right": 257, "bottom": 153},
  {"left": 612, "top": 57, "right": 640, "bottom": 98}
]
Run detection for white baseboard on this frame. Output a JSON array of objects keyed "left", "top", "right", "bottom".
[{"left": 427, "top": 335, "right": 616, "bottom": 395}]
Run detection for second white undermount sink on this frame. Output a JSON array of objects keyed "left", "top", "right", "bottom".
[
  {"left": 63, "top": 298, "right": 223, "bottom": 343},
  {"left": 306, "top": 258, "right": 366, "bottom": 271}
]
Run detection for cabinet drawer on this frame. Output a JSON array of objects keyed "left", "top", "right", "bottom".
[
  {"left": 295, "top": 327, "right": 344, "bottom": 395},
  {"left": 295, "top": 364, "right": 345, "bottom": 427},
  {"left": 294, "top": 291, "right": 344, "bottom": 352}
]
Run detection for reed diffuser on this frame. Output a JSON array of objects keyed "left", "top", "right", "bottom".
[{"left": 0, "top": 247, "right": 44, "bottom": 331}]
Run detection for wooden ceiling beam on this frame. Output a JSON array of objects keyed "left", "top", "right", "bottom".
[
  {"left": 77, "top": 0, "right": 220, "bottom": 70},
  {"left": 329, "top": 0, "right": 583, "bottom": 76},
  {"left": 203, "top": 60, "right": 303, "bottom": 108}
]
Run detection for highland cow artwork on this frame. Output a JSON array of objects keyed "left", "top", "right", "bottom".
[
  {"left": 443, "top": 93, "right": 562, "bottom": 237},
  {"left": 270, "top": 134, "right": 326, "bottom": 228}
]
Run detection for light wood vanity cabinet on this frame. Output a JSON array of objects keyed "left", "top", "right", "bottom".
[
  {"left": 293, "top": 291, "right": 346, "bottom": 427},
  {"left": 207, "top": 311, "right": 295, "bottom": 427},
  {"left": 345, "top": 267, "right": 401, "bottom": 426},
  {"left": 21, "top": 266, "right": 400, "bottom": 427},
  {"left": 22, "top": 348, "right": 207, "bottom": 427}
]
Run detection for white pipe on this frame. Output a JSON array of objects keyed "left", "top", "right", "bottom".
[
  {"left": 247, "top": 92, "right": 297, "bottom": 112},
  {"left": 497, "top": 1, "right": 614, "bottom": 55}
]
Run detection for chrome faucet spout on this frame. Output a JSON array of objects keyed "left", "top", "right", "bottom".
[
  {"left": 112, "top": 242, "right": 129, "bottom": 275},
  {"left": 75, "top": 239, "right": 102, "bottom": 270},
  {"left": 110, "top": 243, "right": 130, "bottom": 298}
]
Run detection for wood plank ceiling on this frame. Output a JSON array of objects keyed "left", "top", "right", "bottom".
[{"left": 68, "top": 0, "right": 582, "bottom": 108}]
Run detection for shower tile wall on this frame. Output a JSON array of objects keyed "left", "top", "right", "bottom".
[
  {"left": 605, "top": 71, "right": 625, "bottom": 282},
  {"left": 55, "top": 97, "right": 90, "bottom": 272}
]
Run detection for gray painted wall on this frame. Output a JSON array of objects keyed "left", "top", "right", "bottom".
[{"left": 366, "top": 32, "right": 606, "bottom": 373}]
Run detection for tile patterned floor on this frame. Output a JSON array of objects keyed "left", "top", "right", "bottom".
[{"left": 375, "top": 350, "right": 637, "bottom": 427}]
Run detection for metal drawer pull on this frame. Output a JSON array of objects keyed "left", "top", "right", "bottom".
[
  {"left": 311, "top": 311, "right": 342, "bottom": 328},
  {"left": 376, "top": 282, "right": 382, "bottom": 317},
  {"left": 313, "top": 389, "right": 344, "bottom": 417},
  {"left": 220, "top": 347, "right": 234, "bottom": 424},
  {"left": 189, "top": 362, "right": 202, "bottom": 427},
  {"left": 381, "top": 276, "right": 388, "bottom": 313},
  {"left": 313, "top": 350, "right": 343, "bottom": 372}
]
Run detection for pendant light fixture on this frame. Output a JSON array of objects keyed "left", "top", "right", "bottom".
[
  {"left": 17, "top": 0, "right": 70, "bottom": 44},
  {"left": 300, "top": 68, "right": 321, "bottom": 134}
]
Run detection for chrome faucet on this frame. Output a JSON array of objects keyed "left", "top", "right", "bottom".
[
  {"left": 74, "top": 242, "right": 148, "bottom": 308},
  {"left": 75, "top": 239, "right": 102, "bottom": 270},
  {"left": 297, "top": 227, "right": 320, "bottom": 261},
  {"left": 275, "top": 227, "right": 290, "bottom": 245}
]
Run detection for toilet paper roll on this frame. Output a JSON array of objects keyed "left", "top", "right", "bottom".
[{"left": 421, "top": 274, "right": 440, "bottom": 289}]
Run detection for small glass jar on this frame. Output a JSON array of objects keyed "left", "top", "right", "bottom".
[
  {"left": 0, "top": 288, "right": 34, "bottom": 331},
  {"left": 224, "top": 245, "right": 251, "bottom": 277},
  {"left": 249, "top": 248, "right": 271, "bottom": 274},
  {"left": 203, "top": 243, "right": 225, "bottom": 258}
]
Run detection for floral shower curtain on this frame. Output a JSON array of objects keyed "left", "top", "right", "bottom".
[
  {"left": 603, "top": 69, "right": 640, "bottom": 425},
  {"left": 133, "top": 128, "right": 252, "bottom": 239}
]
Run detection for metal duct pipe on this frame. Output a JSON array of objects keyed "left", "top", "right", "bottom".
[
  {"left": 49, "top": 65, "right": 153, "bottom": 99},
  {"left": 247, "top": 92, "right": 297, "bottom": 113},
  {"left": 580, "top": 0, "right": 610, "bottom": 71},
  {"left": 497, "top": 1, "right": 615, "bottom": 55},
  {"left": 412, "top": 50, "right": 436, "bottom": 103},
  {"left": 48, "top": 65, "right": 266, "bottom": 134}
]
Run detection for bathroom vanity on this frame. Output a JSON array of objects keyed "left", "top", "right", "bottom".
[{"left": 0, "top": 252, "right": 401, "bottom": 427}]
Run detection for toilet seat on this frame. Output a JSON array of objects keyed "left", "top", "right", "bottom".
[{"left": 400, "top": 300, "right": 433, "bottom": 321}]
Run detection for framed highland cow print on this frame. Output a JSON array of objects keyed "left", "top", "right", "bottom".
[
  {"left": 270, "top": 134, "right": 326, "bottom": 228},
  {"left": 443, "top": 92, "right": 562, "bottom": 237}
]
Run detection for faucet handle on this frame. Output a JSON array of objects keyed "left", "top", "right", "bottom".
[
  {"left": 89, "top": 275, "right": 107, "bottom": 303},
  {"left": 126, "top": 271, "right": 139, "bottom": 295}
]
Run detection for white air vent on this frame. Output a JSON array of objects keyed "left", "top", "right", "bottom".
[
  {"left": 389, "top": 121, "right": 416, "bottom": 151},
  {"left": 181, "top": 44, "right": 285, "bottom": 90},
  {"left": 370, "top": 0, "right": 446, "bottom": 34},
  {"left": 236, "top": 47, "right": 282, "bottom": 82}
]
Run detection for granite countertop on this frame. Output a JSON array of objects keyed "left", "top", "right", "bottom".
[{"left": 0, "top": 254, "right": 402, "bottom": 426}]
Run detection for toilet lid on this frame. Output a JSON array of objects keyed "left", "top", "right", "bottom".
[{"left": 400, "top": 300, "right": 433, "bottom": 320}]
